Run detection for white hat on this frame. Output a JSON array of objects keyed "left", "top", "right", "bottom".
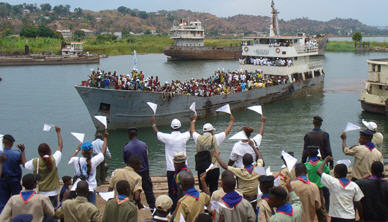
[
  {"left": 203, "top": 123, "right": 215, "bottom": 132},
  {"left": 171, "top": 119, "right": 181, "bottom": 129},
  {"left": 362, "top": 119, "right": 378, "bottom": 131}
]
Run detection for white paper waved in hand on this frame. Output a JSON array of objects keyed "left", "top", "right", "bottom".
[
  {"left": 255, "top": 166, "right": 266, "bottom": 175},
  {"left": 180, "top": 213, "right": 186, "bottom": 222},
  {"left": 94, "top": 115, "right": 107, "bottom": 129},
  {"left": 146, "top": 102, "right": 157, "bottom": 114},
  {"left": 98, "top": 191, "right": 115, "bottom": 201},
  {"left": 266, "top": 166, "right": 272, "bottom": 176},
  {"left": 189, "top": 102, "right": 196, "bottom": 114},
  {"left": 211, "top": 200, "right": 220, "bottom": 212},
  {"left": 274, "top": 176, "right": 281, "bottom": 187},
  {"left": 140, "top": 206, "right": 152, "bottom": 211},
  {"left": 205, "top": 163, "right": 215, "bottom": 173},
  {"left": 344, "top": 122, "right": 360, "bottom": 132},
  {"left": 281, "top": 151, "right": 298, "bottom": 172},
  {"left": 0, "top": 134, "right": 3, "bottom": 152},
  {"left": 71, "top": 132, "right": 85, "bottom": 143},
  {"left": 337, "top": 159, "right": 351, "bottom": 168},
  {"left": 247, "top": 105, "right": 263, "bottom": 115},
  {"left": 216, "top": 104, "right": 231, "bottom": 114},
  {"left": 229, "top": 131, "right": 248, "bottom": 140},
  {"left": 43, "top": 123, "right": 53, "bottom": 132}
]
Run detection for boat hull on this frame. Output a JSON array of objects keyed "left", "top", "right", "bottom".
[
  {"left": 163, "top": 46, "right": 241, "bottom": 60},
  {"left": 76, "top": 76, "right": 324, "bottom": 130},
  {"left": 0, "top": 55, "right": 100, "bottom": 66},
  {"left": 361, "top": 100, "right": 386, "bottom": 114}
]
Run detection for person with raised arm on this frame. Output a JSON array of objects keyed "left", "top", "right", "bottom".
[
  {"left": 316, "top": 156, "right": 364, "bottom": 222},
  {"left": 68, "top": 130, "right": 109, "bottom": 205},
  {"left": 190, "top": 113, "right": 234, "bottom": 195},
  {"left": 0, "top": 134, "right": 26, "bottom": 213},
  {"left": 24, "top": 126, "right": 63, "bottom": 222},
  {"left": 228, "top": 116, "right": 267, "bottom": 168}
]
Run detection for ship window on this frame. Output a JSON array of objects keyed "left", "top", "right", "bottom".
[
  {"left": 372, "top": 64, "right": 376, "bottom": 72},
  {"left": 377, "top": 65, "right": 381, "bottom": 72},
  {"left": 379, "top": 85, "right": 383, "bottom": 90},
  {"left": 99, "top": 103, "right": 110, "bottom": 114}
]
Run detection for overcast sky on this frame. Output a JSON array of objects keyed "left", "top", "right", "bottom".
[{"left": 4, "top": 0, "right": 388, "bottom": 26}]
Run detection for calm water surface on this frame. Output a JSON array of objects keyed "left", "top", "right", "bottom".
[{"left": 0, "top": 52, "right": 387, "bottom": 177}]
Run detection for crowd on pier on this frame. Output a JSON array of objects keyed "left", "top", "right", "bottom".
[
  {"left": 0, "top": 114, "right": 387, "bottom": 222},
  {"left": 83, "top": 68, "right": 289, "bottom": 97},
  {"left": 240, "top": 57, "right": 293, "bottom": 66}
]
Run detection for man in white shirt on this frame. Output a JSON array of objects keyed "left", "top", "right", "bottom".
[
  {"left": 92, "top": 133, "right": 112, "bottom": 186},
  {"left": 228, "top": 116, "right": 266, "bottom": 168},
  {"left": 316, "top": 156, "right": 364, "bottom": 222},
  {"left": 190, "top": 114, "right": 234, "bottom": 195},
  {"left": 151, "top": 116, "right": 190, "bottom": 210}
]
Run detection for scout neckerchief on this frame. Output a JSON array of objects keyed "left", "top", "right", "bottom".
[
  {"left": 261, "top": 193, "right": 269, "bottom": 201},
  {"left": 296, "top": 176, "right": 311, "bottom": 184},
  {"left": 172, "top": 166, "right": 190, "bottom": 195},
  {"left": 222, "top": 191, "right": 242, "bottom": 209},
  {"left": 308, "top": 156, "right": 320, "bottom": 166},
  {"left": 276, "top": 203, "right": 293, "bottom": 216},
  {"left": 20, "top": 191, "right": 36, "bottom": 204},
  {"left": 338, "top": 177, "right": 351, "bottom": 188},
  {"left": 364, "top": 142, "right": 375, "bottom": 151},
  {"left": 184, "top": 187, "right": 199, "bottom": 200},
  {"left": 116, "top": 194, "right": 129, "bottom": 205},
  {"left": 244, "top": 164, "right": 254, "bottom": 174}
]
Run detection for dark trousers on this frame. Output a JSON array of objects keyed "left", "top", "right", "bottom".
[
  {"left": 96, "top": 160, "right": 109, "bottom": 186},
  {"left": 197, "top": 168, "right": 220, "bottom": 196},
  {"left": 331, "top": 218, "right": 355, "bottom": 222},
  {"left": 167, "top": 171, "right": 177, "bottom": 212},
  {"left": 43, "top": 195, "right": 58, "bottom": 222},
  {"left": 138, "top": 170, "right": 156, "bottom": 208},
  {"left": 321, "top": 187, "right": 330, "bottom": 210},
  {"left": 0, "top": 178, "right": 22, "bottom": 213}
]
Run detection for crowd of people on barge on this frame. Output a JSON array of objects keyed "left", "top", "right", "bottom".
[
  {"left": 83, "top": 68, "right": 289, "bottom": 97},
  {"left": 0, "top": 113, "right": 387, "bottom": 222},
  {"left": 240, "top": 57, "right": 293, "bottom": 66}
]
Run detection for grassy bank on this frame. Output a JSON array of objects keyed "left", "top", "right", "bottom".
[
  {"left": 327, "top": 41, "right": 388, "bottom": 52},
  {"left": 0, "top": 37, "right": 62, "bottom": 55}
]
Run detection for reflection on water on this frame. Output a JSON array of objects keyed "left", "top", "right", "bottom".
[{"left": 0, "top": 52, "right": 387, "bottom": 177}]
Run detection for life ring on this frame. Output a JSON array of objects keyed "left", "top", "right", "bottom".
[
  {"left": 275, "top": 48, "right": 281, "bottom": 54},
  {"left": 244, "top": 46, "right": 249, "bottom": 52}
]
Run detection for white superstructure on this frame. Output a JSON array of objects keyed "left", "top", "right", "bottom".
[
  {"left": 170, "top": 20, "right": 205, "bottom": 47},
  {"left": 239, "top": 0, "right": 324, "bottom": 83}
]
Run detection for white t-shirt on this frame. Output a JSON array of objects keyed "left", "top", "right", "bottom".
[
  {"left": 25, "top": 151, "right": 62, "bottom": 196},
  {"left": 229, "top": 134, "right": 262, "bottom": 168},
  {"left": 192, "top": 132, "right": 226, "bottom": 146},
  {"left": 321, "top": 173, "right": 364, "bottom": 219},
  {"left": 157, "top": 131, "right": 191, "bottom": 171},
  {"left": 68, "top": 153, "right": 104, "bottom": 192}
]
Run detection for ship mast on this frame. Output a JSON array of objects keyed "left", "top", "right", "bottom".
[{"left": 269, "top": 0, "right": 280, "bottom": 37}]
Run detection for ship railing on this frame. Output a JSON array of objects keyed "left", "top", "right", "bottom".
[
  {"left": 296, "top": 47, "right": 319, "bottom": 54},
  {"left": 361, "top": 91, "right": 386, "bottom": 105}
]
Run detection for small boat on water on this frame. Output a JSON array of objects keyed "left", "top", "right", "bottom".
[{"left": 76, "top": 0, "right": 326, "bottom": 130}]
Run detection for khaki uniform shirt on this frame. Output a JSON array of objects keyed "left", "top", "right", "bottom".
[
  {"left": 173, "top": 192, "right": 210, "bottom": 222},
  {"left": 110, "top": 166, "right": 143, "bottom": 200},
  {"left": 276, "top": 167, "right": 296, "bottom": 189},
  {"left": 258, "top": 199, "right": 274, "bottom": 222},
  {"left": 211, "top": 189, "right": 226, "bottom": 202},
  {"left": 269, "top": 192, "right": 303, "bottom": 222},
  {"left": 102, "top": 197, "right": 137, "bottom": 222},
  {"left": 0, "top": 192, "right": 55, "bottom": 222},
  {"left": 227, "top": 160, "right": 263, "bottom": 197},
  {"left": 218, "top": 198, "right": 256, "bottom": 222},
  {"left": 291, "top": 179, "right": 321, "bottom": 222},
  {"left": 344, "top": 145, "right": 383, "bottom": 179},
  {"left": 56, "top": 196, "right": 102, "bottom": 222}
]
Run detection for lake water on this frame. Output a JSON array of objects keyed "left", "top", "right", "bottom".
[{"left": 0, "top": 52, "right": 387, "bottom": 177}]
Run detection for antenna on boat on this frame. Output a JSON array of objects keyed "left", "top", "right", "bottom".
[{"left": 269, "top": 0, "right": 280, "bottom": 37}]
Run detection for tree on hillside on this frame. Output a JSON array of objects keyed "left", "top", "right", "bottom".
[
  {"left": 0, "top": 3, "right": 11, "bottom": 17},
  {"left": 20, "top": 25, "right": 38, "bottom": 37},
  {"left": 40, "top": 3, "right": 51, "bottom": 11},
  {"left": 117, "top": 6, "right": 128, "bottom": 14},
  {"left": 352, "top": 31, "right": 362, "bottom": 42},
  {"left": 37, "top": 25, "right": 59, "bottom": 38},
  {"left": 138, "top": 11, "right": 148, "bottom": 19},
  {"left": 53, "top": 4, "right": 70, "bottom": 16},
  {"left": 74, "top": 7, "right": 82, "bottom": 17},
  {"left": 73, "top": 30, "right": 85, "bottom": 41}
]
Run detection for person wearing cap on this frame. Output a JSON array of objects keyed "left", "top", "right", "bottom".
[
  {"left": 151, "top": 116, "right": 190, "bottom": 209},
  {"left": 146, "top": 195, "right": 173, "bottom": 222},
  {"left": 302, "top": 116, "right": 333, "bottom": 169},
  {"left": 103, "top": 180, "right": 137, "bottom": 222},
  {"left": 0, "top": 174, "right": 55, "bottom": 222},
  {"left": 304, "top": 146, "right": 330, "bottom": 221},
  {"left": 0, "top": 134, "right": 26, "bottom": 213},
  {"left": 68, "top": 130, "right": 109, "bottom": 204},
  {"left": 291, "top": 163, "right": 321, "bottom": 222},
  {"left": 228, "top": 116, "right": 267, "bottom": 168},
  {"left": 170, "top": 152, "right": 190, "bottom": 211},
  {"left": 363, "top": 120, "right": 384, "bottom": 152},
  {"left": 109, "top": 156, "right": 143, "bottom": 208},
  {"left": 341, "top": 130, "right": 383, "bottom": 180},
  {"left": 92, "top": 133, "right": 112, "bottom": 186},
  {"left": 23, "top": 126, "right": 63, "bottom": 222},
  {"left": 123, "top": 127, "right": 155, "bottom": 209},
  {"left": 257, "top": 175, "right": 275, "bottom": 222},
  {"left": 190, "top": 114, "right": 234, "bottom": 195}
]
